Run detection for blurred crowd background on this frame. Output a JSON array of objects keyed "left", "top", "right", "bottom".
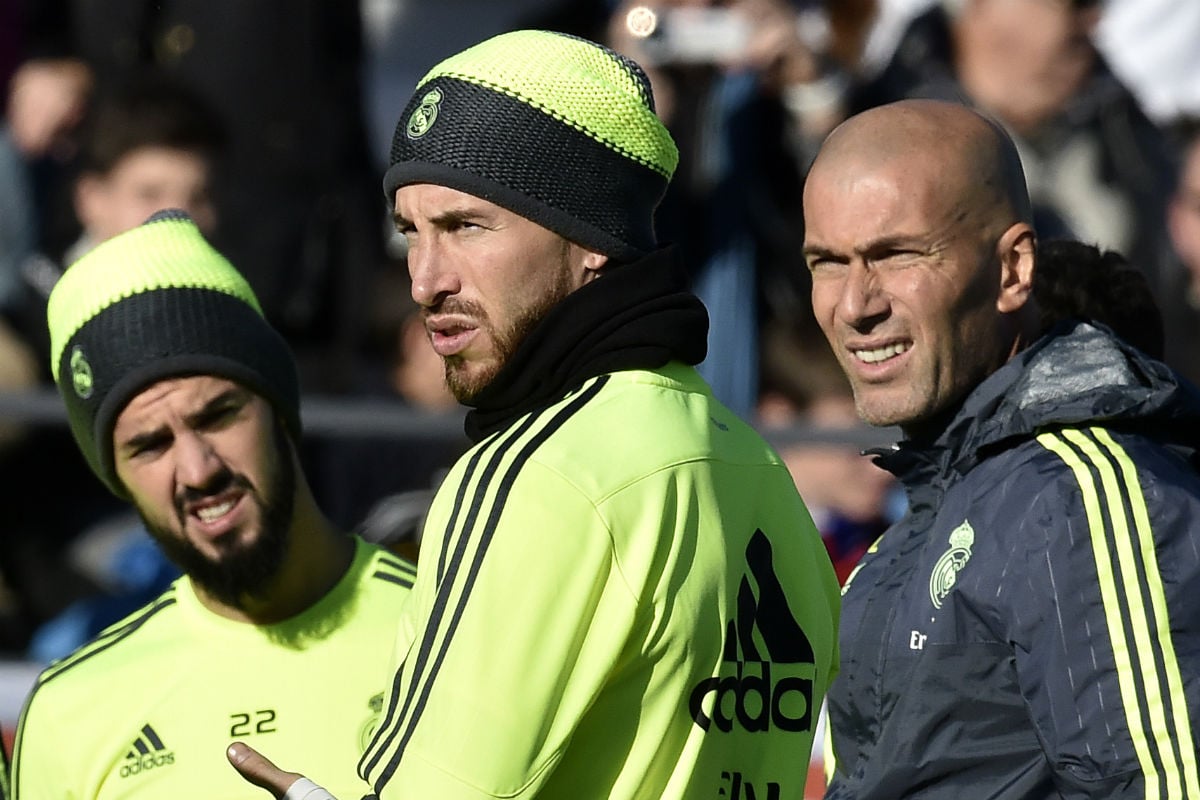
[{"left": 0, "top": 0, "right": 1198, "bottom": 669}]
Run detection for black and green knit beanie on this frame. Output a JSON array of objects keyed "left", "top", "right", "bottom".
[
  {"left": 384, "top": 29, "right": 679, "bottom": 262},
  {"left": 46, "top": 210, "right": 301, "bottom": 497}
]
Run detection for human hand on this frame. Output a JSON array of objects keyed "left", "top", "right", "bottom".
[
  {"left": 606, "top": 0, "right": 818, "bottom": 92},
  {"left": 227, "top": 741, "right": 338, "bottom": 800},
  {"left": 726, "top": 0, "right": 818, "bottom": 85},
  {"left": 6, "top": 58, "right": 92, "bottom": 158}
]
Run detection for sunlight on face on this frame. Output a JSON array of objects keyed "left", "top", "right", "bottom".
[
  {"left": 395, "top": 183, "right": 600, "bottom": 402},
  {"left": 112, "top": 376, "right": 294, "bottom": 606},
  {"left": 804, "top": 163, "right": 1010, "bottom": 434}
]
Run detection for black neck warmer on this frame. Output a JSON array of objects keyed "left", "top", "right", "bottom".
[{"left": 464, "top": 246, "right": 709, "bottom": 442}]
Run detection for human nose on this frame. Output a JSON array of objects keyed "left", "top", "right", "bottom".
[
  {"left": 836, "top": 261, "right": 889, "bottom": 330},
  {"left": 408, "top": 238, "right": 459, "bottom": 309},
  {"left": 174, "top": 430, "right": 224, "bottom": 489}
]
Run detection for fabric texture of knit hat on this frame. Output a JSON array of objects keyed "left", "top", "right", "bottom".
[
  {"left": 383, "top": 29, "right": 679, "bottom": 262},
  {"left": 46, "top": 209, "right": 301, "bottom": 497}
]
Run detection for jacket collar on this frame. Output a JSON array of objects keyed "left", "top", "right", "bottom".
[
  {"left": 463, "top": 247, "right": 709, "bottom": 442},
  {"left": 875, "top": 319, "right": 1200, "bottom": 486}
]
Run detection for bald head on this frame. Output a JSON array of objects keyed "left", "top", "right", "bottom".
[
  {"left": 802, "top": 99, "right": 1040, "bottom": 437},
  {"left": 810, "top": 99, "right": 1032, "bottom": 233}
]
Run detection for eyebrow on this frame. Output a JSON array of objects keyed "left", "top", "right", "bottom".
[
  {"left": 119, "top": 427, "right": 168, "bottom": 456},
  {"left": 118, "top": 387, "right": 250, "bottom": 454},
  {"left": 393, "top": 206, "right": 489, "bottom": 229},
  {"left": 802, "top": 243, "right": 840, "bottom": 261},
  {"left": 184, "top": 387, "right": 249, "bottom": 426},
  {"left": 803, "top": 235, "right": 930, "bottom": 261}
]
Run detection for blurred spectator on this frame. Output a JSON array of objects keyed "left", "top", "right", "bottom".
[
  {"left": 0, "top": 75, "right": 225, "bottom": 659},
  {"left": 850, "top": 0, "right": 1178, "bottom": 301},
  {"left": 594, "top": 0, "right": 844, "bottom": 419},
  {"left": 757, "top": 319, "right": 897, "bottom": 585},
  {"left": 5, "top": 74, "right": 226, "bottom": 373},
  {"left": 860, "top": 0, "right": 1200, "bottom": 129},
  {"left": 0, "top": 128, "right": 37, "bottom": 441},
  {"left": 520, "top": 0, "right": 877, "bottom": 421},
  {"left": 0, "top": 0, "right": 35, "bottom": 311},
  {"left": 1164, "top": 120, "right": 1200, "bottom": 387},
  {"left": 9, "top": 0, "right": 384, "bottom": 392},
  {"left": 70, "top": 76, "right": 221, "bottom": 256},
  {"left": 309, "top": 258, "right": 468, "bottom": 559},
  {"left": 363, "top": 0, "right": 560, "bottom": 159},
  {"left": 372, "top": 267, "right": 461, "bottom": 417},
  {"left": 1094, "top": 0, "right": 1200, "bottom": 127},
  {"left": 1034, "top": 238, "right": 1165, "bottom": 360},
  {"left": 26, "top": 512, "right": 179, "bottom": 664},
  {"left": 0, "top": 125, "right": 35, "bottom": 311},
  {"left": 0, "top": 315, "right": 37, "bottom": 452},
  {"left": 857, "top": 0, "right": 933, "bottom": 78}
]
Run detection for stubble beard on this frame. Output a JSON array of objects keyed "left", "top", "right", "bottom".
[{"left": 443, "top": 246, "right": 577, "bottom": 403}]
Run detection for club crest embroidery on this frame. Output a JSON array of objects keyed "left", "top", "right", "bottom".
[
  {"left": 930, "top": 520, "right": 974, "bottom": 609},
  {"left": 406, "top": 88, "right": 443, "bottom": 139},
  {"left": 70, "top": 345, "right": 94, "bottom": 399},
  {"left": 359, "top": 692, "right": 385, "bottom": 752}
]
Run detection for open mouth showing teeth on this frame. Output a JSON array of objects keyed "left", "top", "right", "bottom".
[
  {"left": 855, "top": 342, "right": 910, "bottom": 364},
  {"left": 196, "top": 499, "right": 236, "bottom": 523}
]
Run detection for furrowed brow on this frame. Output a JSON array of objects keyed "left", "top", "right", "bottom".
[
  {"left": 184, "top": 387, "right": 249, "bottom": 427},
  {"left": 120, "top": 427, "right": 169, "bottom": 455},
  {"left": 802, "top": 243, "right": 841, "bottom": 261}
]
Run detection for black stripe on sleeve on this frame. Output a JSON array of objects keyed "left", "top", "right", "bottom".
[
  {"left": 37, "top": 593, "right": 178, "bottom": 687},
  {"left": 372, "top": 377, "right": 608, "bottom": 793},
  {"left": 372, "top": 570, "right": 415, "bottom": 589},
  {"left": 377, "top": 554, "right": 417, "bottom": 578},
  {"left": 13, "top": 592, "right": 178, "bottom": 793},
  {"left": 361, "top": 407, "right": 547, "bottom": 779}
]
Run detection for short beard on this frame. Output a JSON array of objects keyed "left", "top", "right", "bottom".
[
  {"left": 444, "top": 241, "right": 577, "bottom": 403},
  {"left": 141, "top": 417, "right": 295, "bottom": 609}
]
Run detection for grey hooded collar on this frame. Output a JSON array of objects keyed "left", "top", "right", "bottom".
[{"left": 876, "top": 319, "right": 1200, "bottom": 484}]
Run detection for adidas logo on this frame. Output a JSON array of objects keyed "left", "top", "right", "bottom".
[
  {"left": 120, "top": 724, "right": 175, "bottom": 778},
  {"left": 689, "top": 530, "right": 816, "bottom": 733}
]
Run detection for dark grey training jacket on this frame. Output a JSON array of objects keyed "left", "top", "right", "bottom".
[{"left": 826, "top": 321, "right": 1200, "bottom": 799}]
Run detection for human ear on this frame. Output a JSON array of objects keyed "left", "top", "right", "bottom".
[
  {"left": 995, "top": 222, "right": 1036, "bottom": 314},
  {"left": 576, "top": 247, "right": 609, "bottom": 284},
  {"left": 581, "top": 248, "right": 609, "bottom": 273}
]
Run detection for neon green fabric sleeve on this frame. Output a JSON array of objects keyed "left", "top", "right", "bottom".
[{"left": 12, "top": 539, "right": 413, "bottom": 799}]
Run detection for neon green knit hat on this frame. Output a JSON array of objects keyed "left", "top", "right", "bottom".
[
  {"left": 47, "top": 210, "right": 300, "bottom": 496},
  {"left": 384, "top": 29, "right": 678, "bottom": 261}
]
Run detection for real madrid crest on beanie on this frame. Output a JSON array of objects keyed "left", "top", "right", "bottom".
[
  {"left": 46, "top": 210, "right": 301, "bottom": 497},
  {"left": 384, "top": 29, "right": 679, "bottom": 262}
]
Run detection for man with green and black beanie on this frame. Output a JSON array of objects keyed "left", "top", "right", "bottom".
[
  {"left": 230, "top": 29, "right": 839, "bottom": 800},
  {"left": 13, "top": 210, "right": 416, "bottom": 799}
]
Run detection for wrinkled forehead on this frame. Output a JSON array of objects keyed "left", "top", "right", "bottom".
[
  {"left": 803, "top": 152, "right": 959, "bottom": 238},
  {"left": 115, "top": 374, "right": 248, "bottom": 429}
]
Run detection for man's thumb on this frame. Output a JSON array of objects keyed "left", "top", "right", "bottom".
[{"left": 227, "top": 741, "right": 307, "bottom": 798}]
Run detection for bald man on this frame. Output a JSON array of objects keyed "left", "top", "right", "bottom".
[{"left": 805, "top": 99, "right": 1200, "bottom": 798}]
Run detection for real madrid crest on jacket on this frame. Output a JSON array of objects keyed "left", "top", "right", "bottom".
[{"left": 826, "top": 319, "right": 1200, "bottom": 799}]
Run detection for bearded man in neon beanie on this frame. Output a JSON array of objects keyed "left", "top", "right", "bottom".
[
  {"left": 15, "top": 210, "right": 415, "bottom": 799},
  {"left": 231, "top": 29, "right": 839, "bottom": 800}
]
